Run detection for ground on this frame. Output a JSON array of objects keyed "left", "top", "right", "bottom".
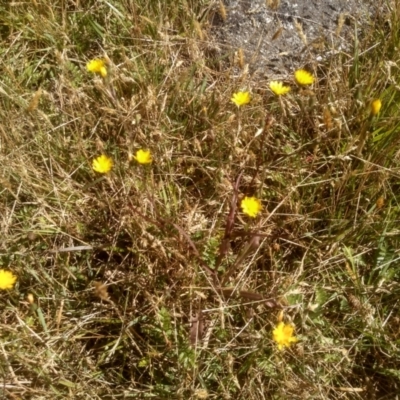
[
  {"left": 211, "top": 0, "right": 375, "bottom": 79},
  {"left": 0, "top": 0, "right": 400, "bottom": 399}
]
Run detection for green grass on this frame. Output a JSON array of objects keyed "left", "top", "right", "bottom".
[{"left": 1, "top": 0, "right": 400, "bottom": 398}]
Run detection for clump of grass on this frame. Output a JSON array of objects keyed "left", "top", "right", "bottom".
[{"left": 1, "top": 0, "right": 400, "bottom": 398}]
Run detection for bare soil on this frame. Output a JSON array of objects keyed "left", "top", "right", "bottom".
[{"left": 211, "top": 0, "right": 376, "bottom": 79}]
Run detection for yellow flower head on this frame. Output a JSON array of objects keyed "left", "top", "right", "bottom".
[
  {"left": 273, "top": 321, "right": 298, "bottom": 350},
  {"left": 134, "top": 149, "right": 152, "bottom": 165},
  {"left": 92, "top": 155, "right": 113, "bottom": 174},
  {"left": 371, "top": 99, "right": 382, "bottom": 116},
  {"left": 294, "top": 69, "right": 314, "bottom": 85},
  {"left": 0, "top": 270, "right": 17, "bottom": 290},
  {"left": 240, "top": 196, "right": 262, "bottom": 218},
  {"left": 269, "top": 81, "right": 291, "bottom": 96},
  {"left": 86, "top": 59, "right": 107, "bottom": 78},
  {"left": 231, "top": 91, "right": 251, "bottom": 107}
]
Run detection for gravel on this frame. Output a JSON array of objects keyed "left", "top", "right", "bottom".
[{"left": 211, "top": 0, "right": 377, "bottom": 79}]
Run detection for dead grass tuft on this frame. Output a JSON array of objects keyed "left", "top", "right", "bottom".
[{"left": 1, "top": 0, "right": 400, "bottom": 398}]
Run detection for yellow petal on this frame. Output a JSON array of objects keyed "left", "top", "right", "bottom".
[
  {"left": 133, "top": 149, "right": 152, "bottom": 164},
  {"left": 231, "top": 91, "right": 251, "bottom": 107},
  {"left": 86, "top": 59, "right": 107, "bottom": 77},
  {"left": 241, "top": 196, "right": 262, "bottom": 218},
  {"left": 92, "top": 155, "right": 113, "bottom": 173},
  {"left": 0, "top": 269, "right": 17, "bottom": 290},
  {"left": 371, "top": 99, "right": 382, "bottom": 116},
  {"left": 294, "top": 69, "right": 314, "bottom": 85}
]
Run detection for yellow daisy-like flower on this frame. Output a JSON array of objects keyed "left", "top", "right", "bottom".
[
  {"left": 371, "top": 99, "right": 382, "bottom": 116},
  {"left": 240, "top": 196, "right": 262, "bottom": 218},
  {"left": 0, "top": 269, "right": 17, "bottom": 290},
  {"left": 86, "top": 59, "right": 107, "bottom": 78},
  {"left": 231, "top": 91, "right": 251, "bottom": 107},
  {"left": 272, "top": 321, "right": 298, "bottom": 350},
  {"left": 294, "top": 69, "right": 314, "bottom": 85},
  {"left": 133, "top": 149, "right": 152, "bottom": 165},
  {"left": 269, "top": 81, "right": 291, "bottom": 96},
  {"left": 92, "top": 155, "right": 113, "bottom": 174}
]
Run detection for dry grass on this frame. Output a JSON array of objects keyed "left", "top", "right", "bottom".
[{"left": 1, "top": 0, "right": 400, "bottom": 399}]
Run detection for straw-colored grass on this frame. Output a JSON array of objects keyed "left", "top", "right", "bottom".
[{"left": 1, "top": 0, "right": 400, "bottom": 398}]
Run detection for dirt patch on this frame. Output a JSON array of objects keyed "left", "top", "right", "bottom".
[{"left": 211, "top": 0, "right": 376, "bottom": 79}]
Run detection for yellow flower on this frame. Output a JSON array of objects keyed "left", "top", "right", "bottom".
[
  {"left": 269, "top": 81, "right": 291, "bottom": 96},
  {"left": 294, "top": 69, "right": 314, "bottom": 85},
  {"left": 371, "top": 99, "right": 382, "bottom": 116},
  {"left": 231, "top": 91, "right": 251, "bottom": 107},
  {"left": 273, "top": 321, "right": 298, "bottom": 350},
  {"left": 240, "top": 196, "right": 262, "bottom": 218},
  {"left": 92, "top": 155, "right": 113, "bottom": 173},
  {"left": 134, "top": 149, "right": 152, "bottom": 164},
  {"left": 0, "top": 270, "right": 17, "bottom": 290},
  {"left": 86, "top": 59, "right": 107, "bottom": 78}
]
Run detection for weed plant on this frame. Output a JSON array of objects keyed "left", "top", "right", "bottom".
[{"left": 1, "top": 0, "right": 400, "bottom": 399}]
